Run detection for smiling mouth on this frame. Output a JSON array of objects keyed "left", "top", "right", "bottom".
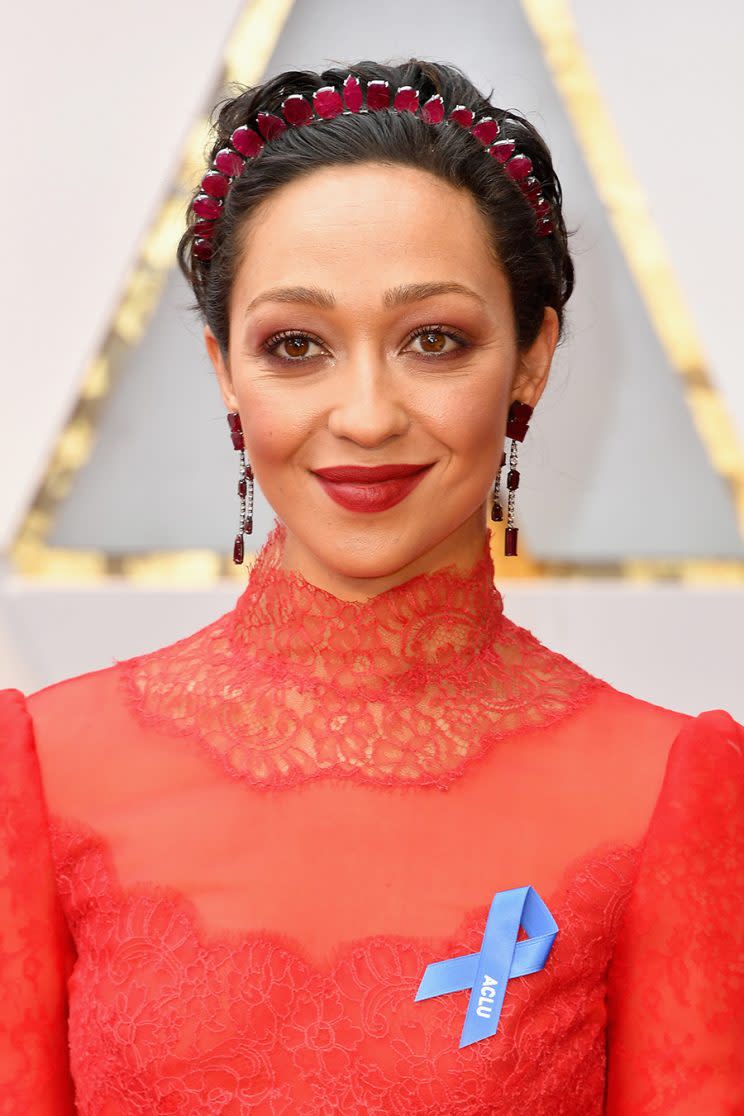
[
  {"left": 311, "top": 463, "right": 434, "bottom": 483},
  {"left": 311, "top": 463, "right": 434, "bottom": 512}
]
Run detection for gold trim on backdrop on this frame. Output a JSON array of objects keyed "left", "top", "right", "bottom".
[
  {"left": 10, "top": 0, "right": 744, "bottom": 583},
  {"left": 9, "top": 0, "right": 295, "bottom": 585},
  {"left": 12, "top": 534, "right": 744, "bottom": 585},
  {"left": 521, "top": 0, "right": 744, "bottom": 577}
]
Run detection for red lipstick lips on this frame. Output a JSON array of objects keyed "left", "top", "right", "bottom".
[
  {"left": 313, "top": 463, "right": 431, "bottom": 482},
  {"left": 312, "top": 462, "right": 434, "bottom": 512}
]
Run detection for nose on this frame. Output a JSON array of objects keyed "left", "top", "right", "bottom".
[{"left": 326, "top": 355, "right": 410, "bottom": 446}]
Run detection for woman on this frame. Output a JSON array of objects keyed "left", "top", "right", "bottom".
[{"left": 1, "top": 58, "right": 742, "bottom": 1115}]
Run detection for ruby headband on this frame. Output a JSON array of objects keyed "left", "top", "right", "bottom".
[{"left": 190, "top": 74, "right": 555, "bottom": 262}]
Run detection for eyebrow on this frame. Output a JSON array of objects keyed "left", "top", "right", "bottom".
[{"left": 243, "top": 281, "right": 487, "bottom": 317}]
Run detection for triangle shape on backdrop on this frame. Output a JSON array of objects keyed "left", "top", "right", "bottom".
[{"left": 15, "top": 0, "right": 744, "bottom": 579}]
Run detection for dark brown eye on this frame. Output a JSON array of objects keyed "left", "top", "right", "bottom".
[
  {"left": 263, "top": 331, "right": 325, "bottom": 363},
  {"left": 281, "top": 336, "right": 311, "bottom": 358},
  {"left": 408, "top": 326, "right": 467, "bottom": 357},
  {"left": 418, "top": 330, "right": 448, "bottom": 353}
]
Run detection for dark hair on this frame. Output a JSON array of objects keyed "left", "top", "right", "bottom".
[{"left": 177, "top": 58, "right": 574, "bottom": 356}]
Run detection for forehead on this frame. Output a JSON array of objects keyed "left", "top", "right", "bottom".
[{"left": 231, "top": 162, "right": 509, "bottom": 312}]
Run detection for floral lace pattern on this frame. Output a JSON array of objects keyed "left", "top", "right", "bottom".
[
  {"left": 605, "top": 710, "right": 744, "bottom": 1114},
  {"left": 116, "top": 520, "right": 607, "bottom": 789},
  {"left": 48, "top": 811, "right": 641, "bottom": 1116},
  {"left": 0, "top": 690, "right": 77, "bottom": 1113}
]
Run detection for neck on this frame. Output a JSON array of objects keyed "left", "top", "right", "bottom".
[
  {"left": 276, "top": 506, "right": 491, "bottom": 602},
  {"left": 232, "top": 514, "right": 504, "bottom": 686}
]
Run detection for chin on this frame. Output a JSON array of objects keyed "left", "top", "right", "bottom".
[
  {"left": 317, "top": 521, "right": 451, "bottom": 583},
  {"left": 278, "top": 502, "right": 482, "bottom": 588},
  {"left": 322, "top": 536, "right": 413, "bottom": 575}
]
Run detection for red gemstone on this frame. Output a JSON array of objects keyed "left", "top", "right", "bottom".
[
  {"left": 505, "top": 527, "right": 519, "bottom": 557},
  {"left": 282, "top": 94, "right": 313, "bottom": 126},
  {"left": 193, "top": 238, "right": 213, "bottom": 261},
  {"left": 193, "top": 194, "right": 223, "bottom": 220},
  {"left": 201, "top": 171, "right": 229, "bottom": 198},
  {"left": 366, "top": 80, "right": 390, "bottom": 110},
  {"left": 507, "top": 469, "right": 520, "bottom": 490},
  {"left": 535, "top": 197, "right": 551, "bottom": 216},
  {"left": 500, "top": 451, "right": 507, "bottom": 468},
  {"left": 489, "top": 139, "right": 516, "bottom": 164},
  {"left": 226, "top": 412, "right": 242, "bottom": 432},
  {"left": 313, "top": 87, "right": 343, "bottom": 119},
  {"left": 256, "top": 112, "right": 287, "bottom": 140},
  {"left": 230, "top": 431, "right": 245, "bottom": 451},
  {"left": 448, "top": 105, "right": 475, "bottom": 127},
  {"left": 343, "top": 74, "right": 363, "bottom": 112},
  {"left": 506, "top": 400, "right": 533, "bottom": 441},
  {"left": 244, "top": 514, "right": 253, "bottom": 535},
  {"left": 491, "top": 501, "right": 503, "bottom": 522},
  {"left": 238, "top": 477, "right": 247, "bottom": 497},
  {"left": 537, "top": 219, "right": 554, "bottom": 237},
  {"left": 230, "top": 126, "right": 263, "bottom": 157},
  {"left": 246, "top": 464, "right": 253, "bottom": 480},
  {"left": 233, "top": 534, "right": 244, "bottom": 564},
  {"left": 420, "top": 94, "right": 445, "bottom": 124},
  {"left": 519, "top": 175, "right": 542, "bottom": 199},
  {"left": 214, "top": 148, "right": 245, "bottom": 177},
  {"left": 505, "top": 155, "right": 533, "bottom": 180},
  {"left": 192, "top": 219, "right": 215, "bottom": 237},
  {"left": 393, "top": 86, "right": 419, "bottom": 113},
  {"left": 511, "top": 401, "right": 533, "bottom": 422},
  {"left": 471, "top": 116, "right": 499, "bottom": 145}
]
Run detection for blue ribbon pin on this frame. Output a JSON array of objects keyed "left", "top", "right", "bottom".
[{"left": 414, "top": 886, "right": 558, "bottom": 1048}]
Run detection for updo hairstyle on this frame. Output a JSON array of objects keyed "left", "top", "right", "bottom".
[{"left": 177, "top": 58, "right": 574, "bottom": 356}]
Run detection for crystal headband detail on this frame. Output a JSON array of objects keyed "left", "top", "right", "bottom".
[{"left": 190, "top": 74, "right": 555, "bottom": 261}]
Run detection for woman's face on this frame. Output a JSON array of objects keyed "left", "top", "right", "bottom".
[{"left": 205, "top": 162, "right": 558, "bottom": 596}]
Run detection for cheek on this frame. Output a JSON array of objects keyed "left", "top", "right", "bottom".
[
  {"left": 425, "top": 379, "right": 506, "bottom": 460},
  {"left": 236, "top": 389, "right": 315, "bottom": 465}
]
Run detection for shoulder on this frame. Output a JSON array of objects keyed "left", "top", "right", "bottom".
[
  {"left": 572, "top": 680, "right": 694, "bottom": 778},
  {"left": 0, "top": 664, "right": 127, "bottom": 817},
  {"left": 25, "top": 662, "right": 124, "bottom": 737},
  {"left": 15, "top": 604, "right": 232, "bottom": 795},
  {"left": 24, "top": 600, "right": 229, "bottom": 744},
  {"left": 584, "top": 681, "right": 693, "bottom": 737},
  {"left": 650, "top": 706, "right": 744, "bottom": 822},
  {"left": 565, "top": 682, "right": 741, "bottom": 834},
  {"left": 0, "top": 687, "right": 38, "bottom": 782},
  {"left": 589, "top": 684, "right": 742, "bottom": 768},
  {"left": 578, "top": 677, "right": 744, "bottom": 747},
  {"left": 22, "top": 665, "right": 124, "bottom": 770}
]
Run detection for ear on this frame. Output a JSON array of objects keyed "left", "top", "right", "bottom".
[
  {"left": 510, "top": 306, "right": 559, "bottom": 410},
  {"left": 204, "top": 325, "right": 240, "bottom": 411}
]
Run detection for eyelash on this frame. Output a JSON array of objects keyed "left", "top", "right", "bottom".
[{"left": 261, "top": 324, "right": 471, "bottom": 365}]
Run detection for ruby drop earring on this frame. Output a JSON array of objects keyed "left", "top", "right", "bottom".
[
  {"left": 226, "top": 411, "right": 254, "bottom": 564},
  {"left": 490, "top": 400, "right": 533, "bottom": 556}
]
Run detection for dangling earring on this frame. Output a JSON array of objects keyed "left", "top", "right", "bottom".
[
  {"left": 226, "top": 411, "right": 254, "bottom": 565},
  {"left": 490, "top": 451, "right": 506, "bottom": 522},
  {"left": 498, "top": 400, "right": 533, "bottom": 557}
]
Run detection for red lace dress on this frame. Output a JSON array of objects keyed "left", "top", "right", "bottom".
[{"left": 1, "top": 519, "right": 743, "bottom": 1115}]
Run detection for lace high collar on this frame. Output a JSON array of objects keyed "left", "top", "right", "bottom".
[
  {"left": 118, "top": 518, "right": 606, "bottom": 788},
  {"left": 230, "top": 519, "right": 505, "bottom": 690}
]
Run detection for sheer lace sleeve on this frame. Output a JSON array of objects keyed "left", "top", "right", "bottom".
[
  {"left": 605, "top": 709, "right": 744, "bottom": 1115},
  {"left": 0, "top": 689, "right": 77, "bottom": 1114}
]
